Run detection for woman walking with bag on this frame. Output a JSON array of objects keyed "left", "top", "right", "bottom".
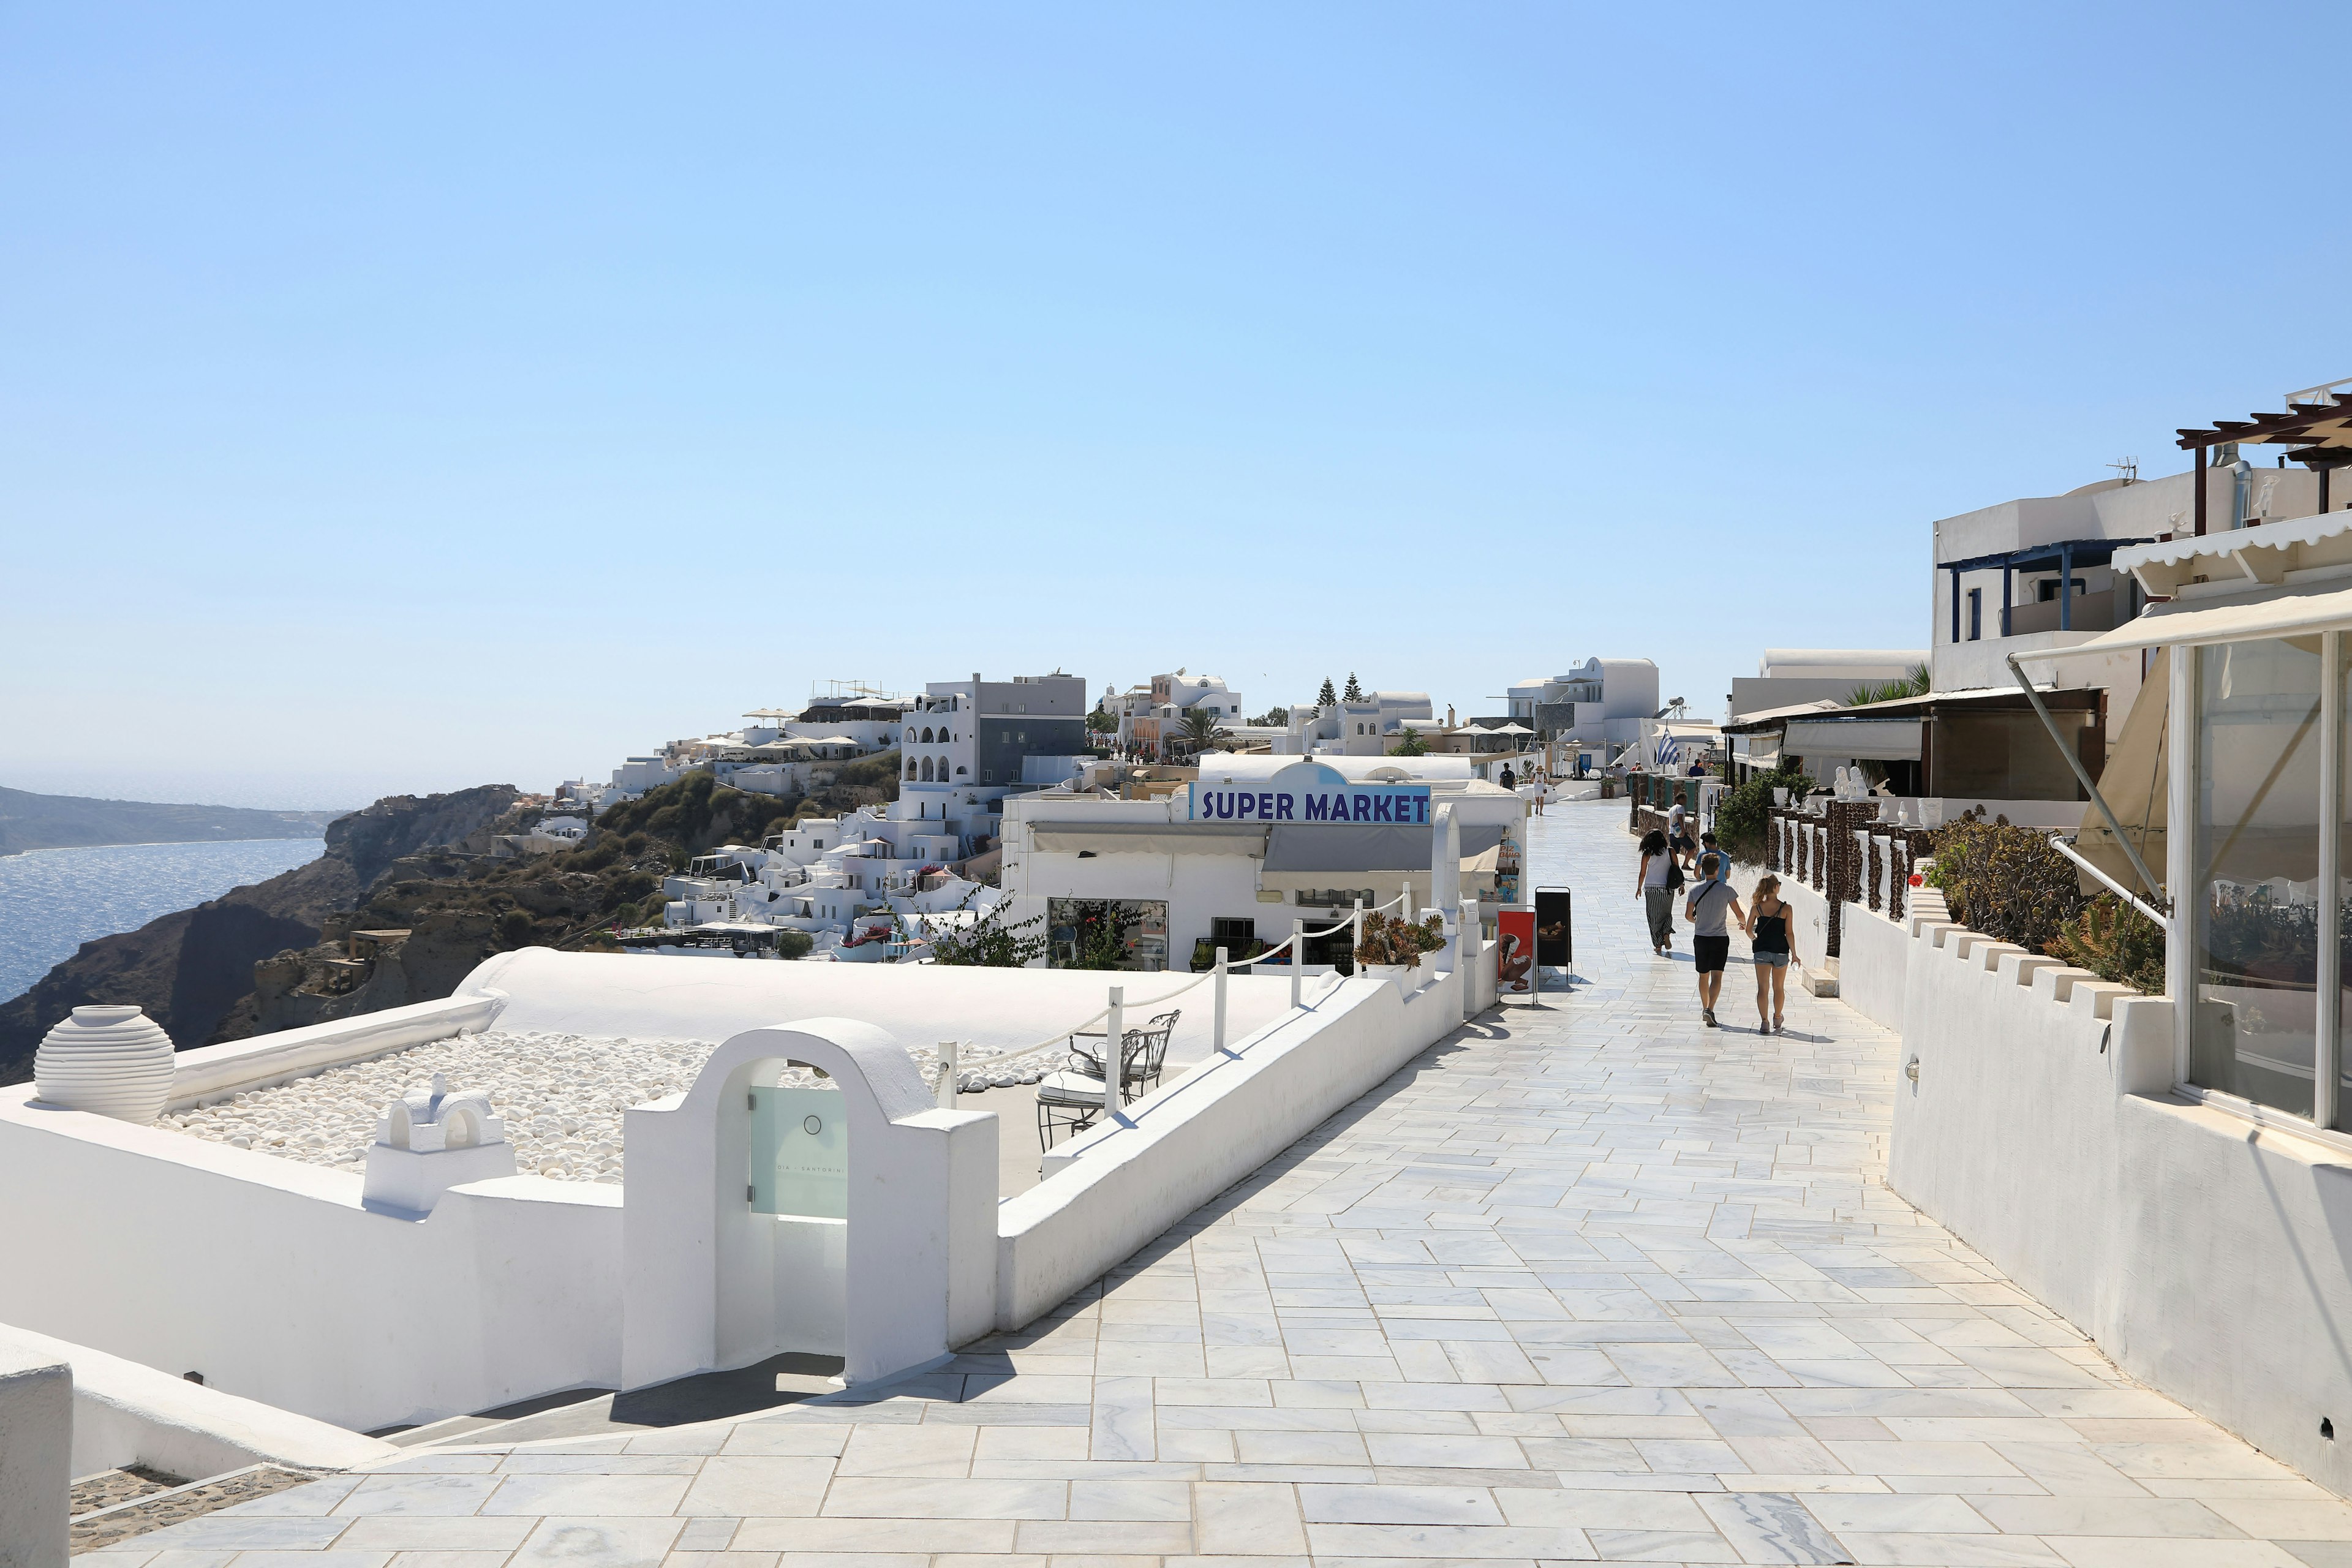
[
  {"left": 1744, "top": 873, "right": 1795, "bottom": 1033},
  {"left": 1635, "top": 828, "right": 1678, "bottom": 956}
]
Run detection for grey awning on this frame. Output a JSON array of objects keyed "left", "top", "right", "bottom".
[
  {"left": 1030, "top": 821, "right": 1267, "bottom": 856},
  {"left": 1264, "top": 822, "right": 1508, "bottom": 873},
  {"left": 1781, "top": 717, "right": 1923, "bottom": 761}
]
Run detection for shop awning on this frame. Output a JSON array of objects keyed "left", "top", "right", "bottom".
[
  {"left": 2016, "top": 579, "right": 2352, "bottom": 660},
  {"left": 1781, "top": 717, "right": 1923, "bottom": 761},
  {"left": 1264, "top": 822, "right": 1509, "bottom": 873},
  {"left": 1029, "top": 822, "right": 1267, "bottom": 855}
]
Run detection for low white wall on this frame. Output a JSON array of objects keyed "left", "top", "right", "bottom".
[
  {"left": 0, "top": 1339, "right": 68, "bottom": 1568},
  {"left": 1888, "top": 921, "right": 2352, "bottom": 1499},
  {"left": 0, "top": 1094, "right": 623, "bottom": 1434},
  {"left": 456, "top": 949, "right": 1297, "bottom": 1074},
  {"left": 1773, "top": 879, "right": 1912, "bottom": 1031},
  {"left": 0, "top": 1323, "right": 393, "bottom": 1480},
  {"left": 165, "top": 995, "right": 499, "bottom": 1109},
  {"left": 996, "top": 943, "right": 1490, "bottom": 1328}
]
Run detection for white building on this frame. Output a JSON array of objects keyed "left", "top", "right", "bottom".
[
  {"left": 1108, "top": 671, "right": 1250, "bottom": 761},
  {"left": 902, "top": 672, "right": 1090, "bottom": 788},
  {"left": 1270, "top": 692, "right": 1434, "bottom": 756},
  {"left": 601, "top": 698, "right": 918, "bottom": 803},
  {"left": 1929, "top": 463, "right": 2326, "bottom": 737},
  {"left": 998, "top": 753, "right": 1522, "bottom": 974},
  {"left": 649, "top": 783, "right": 1005, "bottom": 961},
  {"left": 1501, "top": 658, "right": 1659, "bottom": 766},
  {"left": 1726, "top": 649, "right": 1927, "bottom": 723}
]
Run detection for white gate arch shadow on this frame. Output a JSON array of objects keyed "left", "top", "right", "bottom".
[{"left": 620, "top": 1017, "right": 998, "bottom": 1390}]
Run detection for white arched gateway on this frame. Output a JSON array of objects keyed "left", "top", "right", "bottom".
[{"left": 618, "top": 1018, "right": 997, "bottom": 1390}]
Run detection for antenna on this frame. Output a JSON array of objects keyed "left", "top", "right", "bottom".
[{"left": 2108, "top": 457, "right": 2138, "bottom": 484}]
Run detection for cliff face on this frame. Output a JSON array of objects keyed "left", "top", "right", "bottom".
[
  {"left": 0, "top": 766, "right": 902, "bottom": 1085},
  {"left": 0, "top": 786, "right": 519, "bottom": 1084}
]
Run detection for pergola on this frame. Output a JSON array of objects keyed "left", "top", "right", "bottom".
[{"left": 2177, "top": 378, "right": 2352, "bottom": 533}]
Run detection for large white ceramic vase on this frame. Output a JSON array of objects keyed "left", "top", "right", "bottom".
[{"left": 34, "top": 1004, "right": 176, "bottom": 1123}]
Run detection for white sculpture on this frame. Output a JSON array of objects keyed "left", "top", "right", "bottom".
[
  {"left": 376, "top": 1072, "right": 504, "bottom": 1152},
  {"left": 363, "top": 1072, "right": 516, "bottom": 1215},
  {"left": 34, "top": 1005, "right": 176, "bottom": 1123}
]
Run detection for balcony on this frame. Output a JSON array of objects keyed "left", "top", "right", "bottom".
[{"left": 2002, "top": 587, "right": 2120, "bottom": 638}]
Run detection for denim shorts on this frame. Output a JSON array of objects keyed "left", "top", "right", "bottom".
[{"left": 1752, "top": 949, "right": 1790, "bottom": 968}]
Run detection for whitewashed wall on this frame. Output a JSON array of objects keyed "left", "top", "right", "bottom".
[
  {"left": 0, "top": 942, "right": 1494, "bottom": 1436},
  {"left": 0, "top": 1093, "right": 622, "bottom": 1434},
  {"left": 0, "top": 1322, "right": 394, "bottom": 1479},
  {"left": 1887, "top": 919, "right": 2352, "bottom": 1500},
  {"left": 1776, "top": 879, "right": 1913, "bottom": 1032},
  {"left": 997, "top": 938, "right": 1491, "bottom": 1327}
]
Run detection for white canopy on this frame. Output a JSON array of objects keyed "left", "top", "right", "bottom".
[{"left": 2016, "top": 579, "right": 2352, "bottom": 660}]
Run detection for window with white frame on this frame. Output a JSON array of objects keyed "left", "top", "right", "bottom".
[{"left": 2187, "top": 634, "right": 2331, "bottom": 1123}]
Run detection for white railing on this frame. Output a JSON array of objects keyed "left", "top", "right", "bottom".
[{"left": 936, "top": 880, "right": 1436, "bottom": 1120}]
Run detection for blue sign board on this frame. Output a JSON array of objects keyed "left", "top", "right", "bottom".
[{"left": 1188, "top": 760, "right": 1432, "bottom": 824}]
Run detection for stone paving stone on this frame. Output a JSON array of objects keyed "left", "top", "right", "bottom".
[{"left": 100, "top": 802, "right": 2352, "bottom": 1565}]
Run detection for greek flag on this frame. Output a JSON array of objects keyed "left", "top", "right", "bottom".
[{"left": 1656, "top": 732, "right": 1681, "bottom": 767}]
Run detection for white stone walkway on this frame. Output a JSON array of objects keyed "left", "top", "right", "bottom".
[{"left": 94, "top": 802, "right": 2352, "bottom": 1567}]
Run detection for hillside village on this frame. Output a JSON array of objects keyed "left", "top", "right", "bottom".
[{"left": 13, "top": 317, "right": 2352, "bottom": 1566}]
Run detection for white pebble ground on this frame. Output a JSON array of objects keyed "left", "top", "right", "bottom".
[{"left": 157, "top": 1028, "right": 1044, "bottom": 1184}]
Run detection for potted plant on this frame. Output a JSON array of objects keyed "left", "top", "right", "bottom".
[
  {"left": 1191, "top": 935, "right": 1270, "bottom": 972},
  {"left": 1354, "top": 911, "right": 1447, "bottom": 984}
]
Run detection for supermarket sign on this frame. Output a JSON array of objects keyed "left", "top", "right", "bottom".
[{"left": 1188, "top": 760, "right": 1430, "bottom": 824}]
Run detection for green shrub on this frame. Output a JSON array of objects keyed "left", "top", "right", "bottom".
[
  {"left": 774, "top": 929, "right": 815, "bottom": 960},
  {"left": 496, "top": 909, "right": 535, "bottom": 945},
  {"left": 1356, "top": 911, "right": 1446, "bottom": 968},
  {"left": 929, "top": 887, "right": 1047, "bottom": 967},
  {"left": 1713, "top": 763, "right": 1814, "bottom": 865},
  {"left": 1925, "top": 812, "right": 2091, "bottom": 957},
  {"left": 2046, "top": 894, "right": 2166, "bottom": 993}
]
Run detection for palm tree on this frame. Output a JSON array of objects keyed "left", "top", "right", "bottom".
[
  {"left": 1176, "top": 707, "right": 1235, "bottom": 756},
  {"left": 1847, "top": 663, "right": 1931, "bottom": 706}
]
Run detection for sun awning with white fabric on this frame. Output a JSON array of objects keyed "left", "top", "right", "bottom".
[{"left": 2012, "top": 578, "right": 2352, "bottom": 660}]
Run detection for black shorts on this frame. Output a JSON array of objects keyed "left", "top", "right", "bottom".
[
  {"left": 1670, "top": 834, "right": 1695, "bottom": 852},
  {"left": 1693, "top": 935, "right": 1730, "bottom": 974}
]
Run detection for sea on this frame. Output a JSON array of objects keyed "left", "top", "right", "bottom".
[{"left": 0, "top": 838, "right": 327, "bottom": 1006}]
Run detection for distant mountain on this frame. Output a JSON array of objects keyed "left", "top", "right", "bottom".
[{"left": 0, "top": 786, "right": 342, "bottom": 856}]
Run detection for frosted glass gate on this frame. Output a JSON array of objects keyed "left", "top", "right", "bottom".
[{"left": 748, "top": 1084, "right": 846, "bottom": 1218}]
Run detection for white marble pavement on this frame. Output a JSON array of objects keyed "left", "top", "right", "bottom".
[{"left": 91, "top": 801, "right": 2352, "bottom": 1567}]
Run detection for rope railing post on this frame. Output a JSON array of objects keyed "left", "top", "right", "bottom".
[
  {"left": 1402, "top": 879, "right": 1412, "bottom": 920},
  {"left": 1213, "top": 947, "right": 1229, "bottom": 1054},
  {"left": 1291, "top": 920, "right": 1303, "bottom": 1008},
  {"left": 937, "top": 1041, "right": 957, "bottom": 1109},
  {"left": 1102, "top": 986, "right": 1123, "bottom": 1120},
  {"left": 1351, "top": 899, "right": 1364, "bottom": 969}
]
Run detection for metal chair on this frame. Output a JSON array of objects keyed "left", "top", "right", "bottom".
[
  {"left": 1035, "top": 1067, "right": 1109, "bottom": 1148},
  {"left": 1036, "top": 1009, "right": 1179, "bottom": 1149},
  {"left": 1129, "top": 1011, "right": 1178, "bottom": 1092},
  {"left": 1070, "top": 1009, "right": 1180, "bottom": 1088}
]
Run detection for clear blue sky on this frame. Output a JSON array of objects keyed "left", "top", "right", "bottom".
[{"left": 6, "top": 4, "right": 2348, "bottom": 809}]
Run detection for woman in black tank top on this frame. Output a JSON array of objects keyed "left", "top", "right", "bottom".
[{"left": 1744, "top": 873, "right": 1796, "bottom": 1033}]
